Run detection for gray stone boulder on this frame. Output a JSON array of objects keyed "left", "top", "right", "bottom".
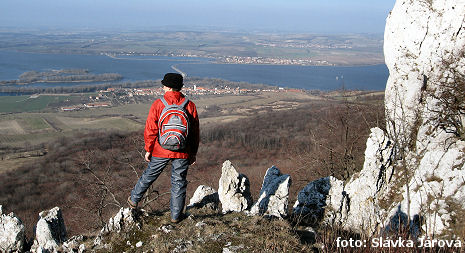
[
  {"left": 32, "top": 206, "right": 67, "bottom": 253},
  {"left": 101, "top": 207, "right": 139, "bottom": 234},
  {"left": 218, "top": 160, "right": 253, "bottom": 213},
  {"left": 187, "top": 185, "right": 219, "bottom": 210},
  {"left": 249, "top": 166, "right": 291, "bottom": 218},
  {"left": 293, "top": 176, "right": 343, "bottom": 224},
  {"left": 62, "top": 235, "right": 86, "bottom": 253},
  {"left": 0, "top": 205, "right": 26, "bottom": 253}
]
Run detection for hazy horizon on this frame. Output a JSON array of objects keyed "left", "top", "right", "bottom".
[{"left": 1, "top": 0, "right": 395, "bottom": 34}]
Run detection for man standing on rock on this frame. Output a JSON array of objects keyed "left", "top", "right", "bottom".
[{"left": 128, "top": 73, "right": 199, "bottom": 223}]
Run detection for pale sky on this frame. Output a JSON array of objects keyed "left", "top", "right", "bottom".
[{"left": 0, "top": 0, "right": 396, "bottom": 33}]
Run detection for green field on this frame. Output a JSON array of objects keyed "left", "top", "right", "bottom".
[
  {"left": 18, "top": 117, "right": 50, "bottom": 131},
  {"left": 0, "top": 95, "right": 72, "bottom": 113},
  {"left": 0, "top": 92, "right": 317, "bottom": 148}
]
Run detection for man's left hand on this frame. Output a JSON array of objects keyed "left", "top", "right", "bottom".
[{"left": 144, "top": 152, "right": 151, "bottom": 162}]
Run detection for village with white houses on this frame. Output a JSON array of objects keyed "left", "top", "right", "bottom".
[{"left": 61, "top": 84, "right": 303, "bottom": 112}]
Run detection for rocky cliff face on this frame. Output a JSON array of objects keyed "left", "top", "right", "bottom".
[
  {"left": 319, "top": 0, "right": 465, "bottom": 238},
  {"left": 2, "top": 0, "right": 464, "bottom": 248},
  {"left": 382, "top": 0, "right": 465, "bottom": 237}
]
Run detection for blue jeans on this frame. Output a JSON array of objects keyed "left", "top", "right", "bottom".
[{"left": 130, "top": 157, "right": 189, "bottom": 220}]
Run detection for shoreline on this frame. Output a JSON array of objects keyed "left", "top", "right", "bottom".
[
  {"left": 0, "top": 50, "right": 389, "bottom": 91},
  {"left": 108, "top": 52, "right": 386, "bottom": 67},
  {"left": 0, "top": 79, "right": 121, "bottom": 86},
  {"left": 2, "top": 49, "right": 385, "bottom": 68}
]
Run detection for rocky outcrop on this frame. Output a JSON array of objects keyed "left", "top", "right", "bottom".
[
  {"left": 305, "top": 0, "right": 465, "bottom": 237},
  {"left": 218, "top": 160, "right": 253, "bottom": 213},
  {"left": 381, "top": 0, "right": 465, "bottom": 237},
  {"left": 250, "top": 166, "right": 291, "bottom": 218},
  {"left": 32, "top": 207, "right": 67, "bottom": 253},
  {"left": 62, "top": 235, "right": 86, "bottom": 253},
  {"left": 187, "top": 185, "right": 219, "bottom": 210},
  {"left": 293, "top": 176, "right": 344, "bottom": 224},
  {"left": 101, "top": 207, "right": 138, "bottom": 234},
  {"left": 326, "top": 128, "right": 395, "bottom": 234},
  {"left": 0, "top": 205, "right": 25, "bottom": 253}
]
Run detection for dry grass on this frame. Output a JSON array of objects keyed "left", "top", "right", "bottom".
[
  {"left": 0, "top": 120, "right": 26, "bottom": 134},
  {"left": 0, "top": 156, "right": 41, "bottom": 174},
  {"left": 89, "top": 207, "right": 311, "bottom": 253}
]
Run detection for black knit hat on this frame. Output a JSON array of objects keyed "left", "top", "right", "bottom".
[{"left": 161, "top": 73, "right": 184, "bottom": 90}]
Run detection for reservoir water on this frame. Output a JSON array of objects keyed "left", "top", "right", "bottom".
[{"left": 0, "top": 50, "right": 389, "bottom": 91}]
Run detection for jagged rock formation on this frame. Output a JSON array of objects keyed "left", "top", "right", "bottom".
[
  {"left": 0, "top": 205, "right": 25, "bottom": 253},
  {"left": 381, "top": 0, "right": 465, "bottom": 237},
  {"left": 31, "top": 207, "right": 67, "bottom": 253},
  {"left": 187, "top": 185, "right": 219, "bottom": 210},
  {"left": 293, "top": 176, "right": 344, "bottom": 224},
  {"left": 101, "top": 207, "right": 138, "bottom": 234},
  {"left": 297, "top": 0, "right": 465, "bottom": 238},
  {"left": 218, "top": 160, "right": 253, "bottom": 213},
  {"left": 321, "top": 128, "right": 396, "bottom": 233},
  {"left": 250, "top": 166, "right": 291, "bottom": 218},
  {"left": 62, "top": 236, "right": 86, "bottom": 253}
]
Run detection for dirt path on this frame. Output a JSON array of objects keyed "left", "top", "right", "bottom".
[{"left": 42, "top": 117, "right": 63, "bottom": 132}]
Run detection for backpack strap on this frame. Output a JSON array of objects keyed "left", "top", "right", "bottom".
[
  {"left": 160, "top": 97, "right": 189, "bottom": 107},
  {"left": 180, "top": 98, "right": 189, "bottom": 108},
  {"left": 160, "top": 97, "right": 169, "bottom": 107}
]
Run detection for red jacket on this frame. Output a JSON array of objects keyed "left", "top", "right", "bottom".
[{"left": 144, "top": 91, "right": 199, "bottom": 159}]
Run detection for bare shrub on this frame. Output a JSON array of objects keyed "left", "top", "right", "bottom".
[
  {"left": 428, "top": 55, "right": 465, "bottom": 140},
  {"left": 291, "top": 97, "right": 385, "bottom": 185}
]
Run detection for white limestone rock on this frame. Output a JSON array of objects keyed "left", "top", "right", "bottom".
[
  {"left": 387, "top": 134, "right": 465, "bottom": 237},
  {"left": 222, "top": 244, "right": 244, "bottom": 253},
  {"left": 293, "top": 176, "right": 343, "bottom": 224},
  {"left": 250, "top": 166, "right": 291, "bottom": 218},
  {"left": 329, "top": 127, "right": 395, "bottom": 234},
  {"left": 78, "top": 244, "right": 86, "bottom": 253},
  {"left": 187, "top": 185, "right": 219, "bottom": 210},
  {"left": 315, "top": 0, "right": 465, "bottom": 238},
  {"left": 101, "top": 207, "right": 137, "bottom": 234},
  {"left": 62, "top": 235, "right": 85, "bottom": 253},
  {"left": 32, "top": 207, "right": 67, "bottom": 253},
  {"left": 381, "top": 0, "right": 465, "bottom": 237},
  {"left": 218, "top": 160, "right": 253, "bottom": 213},
  {"left": 384, "top": 0, "right": 465, "bottom": 141},
  {"left": 0, "top": 205, "right": 26, "bottom": 253}
]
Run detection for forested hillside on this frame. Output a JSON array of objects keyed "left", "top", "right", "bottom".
[{"left": 0, "top": 95, "right": 384, "bottom": 237}]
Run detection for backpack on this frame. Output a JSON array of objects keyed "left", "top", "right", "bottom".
[{"left": 158, "top": 97, "right": 190, "bottom": 151}]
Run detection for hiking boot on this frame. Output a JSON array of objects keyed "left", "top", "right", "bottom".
[
  {"left": 127, "top": 196, "right": 138, "bottom": 210},
  {"left": 170, "top": 212, "right": 189, "bottom": 223},
  {"left": 170, "top": 218, "right": 180, "bottom": 223}
]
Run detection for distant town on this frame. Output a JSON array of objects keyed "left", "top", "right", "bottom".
[
  {"left": 105, "top": 52, "right": 328, "bottom": 66},
  {"left": 60, "top": 84, "right": 304, "bottom": 112},
  {"left": 217, "top": 56, "right": 328, "bottom": 66}
]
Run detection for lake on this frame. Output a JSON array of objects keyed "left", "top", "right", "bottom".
[{"left": 0, "top": 50, "right": 389, "bottom": 91}]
